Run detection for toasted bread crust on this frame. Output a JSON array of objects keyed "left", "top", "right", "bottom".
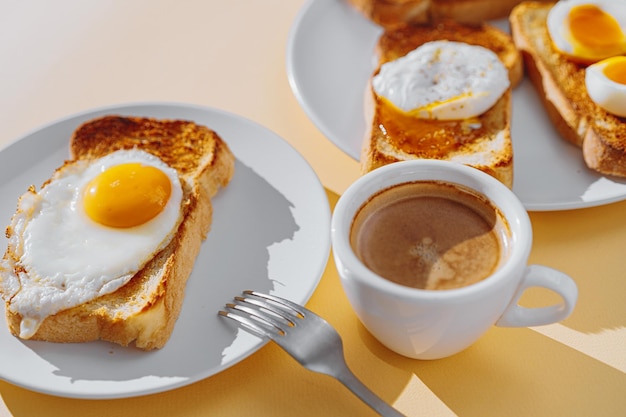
[
  {"left": 361, "top": 21, "right": 521, "bottom": 188},
  {"left": 430, "top": 0, "right": 544, "bottom": 24},
  {"left": 347, "top": 0, "right": 431, "bottom": 28},
  {"left": 2, "top": 116, "right": 235, "bottom": 349},
  {"left": 70, "top": 116, "right": 226, "bottom": 178},
  {"left": 510, "top": 2, "right": 626, "bottom": 177},
  {"left": 346, "top": 0, "right": 533, "bottom": 28}
]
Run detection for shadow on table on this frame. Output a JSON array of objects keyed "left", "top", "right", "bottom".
[{"left": 355, "top": 313, "right": 626, "bottom": 417}]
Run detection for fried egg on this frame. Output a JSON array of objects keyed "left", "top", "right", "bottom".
[
  {"left": 372, "top": 40, "right": 510, "bottom": 120},
  {"left": 547, "top": 0, "right": 626, "bottom": 63},
  {"left": 0, "top": 149, "right": 183, "bottom": 338},
  {"left": 585, "top": 55, "right": 626, "bottom": 116}
]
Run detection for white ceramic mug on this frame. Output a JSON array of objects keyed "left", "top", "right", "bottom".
[{"left": 331, "top": 160, "right": 578, "bottom": 360}]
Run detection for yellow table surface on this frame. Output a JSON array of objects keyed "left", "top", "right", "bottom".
[{"left": 0, "top": 1, "right": 624, "bottom": 416}]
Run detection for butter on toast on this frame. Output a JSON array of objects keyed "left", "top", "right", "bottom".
[
  {"left": 510, "top": 2, "right": 626, "bottom": 178},
  {"left": 0, "top": 116, "right": 235, "bottom": 350},
  {"left": 361, "top": 21, "right": 523, "bottom": 188}
]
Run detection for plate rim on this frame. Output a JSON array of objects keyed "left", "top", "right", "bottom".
[{"left": 286, "top": 0, "right": 364, "bottom": 159}]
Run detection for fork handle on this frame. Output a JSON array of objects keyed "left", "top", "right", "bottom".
[{"left": 335, "top": 366, "right": 405, "bottom": 417}]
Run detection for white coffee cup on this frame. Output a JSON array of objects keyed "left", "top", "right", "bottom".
[{"left": 331, "top": 160, "right": 578, "bottom": 360}]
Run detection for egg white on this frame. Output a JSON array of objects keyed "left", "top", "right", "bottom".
[
  {"left": 2, "top": 149, "right": 183, "bottom": 338},
  {"left": 547, "top": 0, "right": 626, "bottom": 62},
  {"left": 372, "top": 41, "right": 510, "bottom": 120}
]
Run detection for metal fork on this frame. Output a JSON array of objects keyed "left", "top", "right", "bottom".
[{"left": 219, "top": 290, "right": 405, "bottom": 417}]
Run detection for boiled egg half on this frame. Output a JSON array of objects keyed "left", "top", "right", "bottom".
[
  {"left": 372, "top": 40, "right": 510, "bottom": 120},
  {"left": 547, "top": 0, "right": 626, "bottom": 63},
  {"left": 1, "top": 149, "right": 183, "bottom": 338},
  {"left": 586, "top": 55, "right": 626, "bottom": 116}
]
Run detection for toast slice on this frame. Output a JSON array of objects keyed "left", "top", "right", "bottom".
[
  {"left": 430, "top": 0, "right": 546, "bottom": 24},
  {"left": 346, "top": 0, "right": 534, "bottom": 28},
  {"left": 361, "top": 21, "right": 523, "bottom": 188},
  {"left": 510, "top": 2, "right": 626, "bottom": 178},
  {"left": 0, "top": 116, "right": 235, "bottom": 350},
  {"left": 347, "top": 0, "right": 431, "bottom": 29}
]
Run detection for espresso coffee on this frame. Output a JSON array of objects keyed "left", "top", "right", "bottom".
[{"left": 350, "top": 181, "right": 509, "bottom": 290}]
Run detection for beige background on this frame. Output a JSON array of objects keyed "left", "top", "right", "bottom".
[
  {"left": 0, "top": 1, "right": 625, "bottom": 416},
  {"left": 0, "top": 0, "right": 360, "bottom": 195}
]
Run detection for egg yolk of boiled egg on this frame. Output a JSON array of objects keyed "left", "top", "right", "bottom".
[
  {"left": 83, "top": 163, "right": 172, "bottom": 228},
  {"left": 569, "top": 5, "right": 623, "bottom": 55},
  {"left": 601, "top": 57, "right": 626, "bottom": 84},
  {"left": 586, "top": 56, "right": 626, "bottom": 117}
]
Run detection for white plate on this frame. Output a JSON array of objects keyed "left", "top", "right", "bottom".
[
  {"left": 287, "top": 0, "right": 626, "bottom": 211},
  {"left": 0, "top": 102, "right": 331, "bottom": 399}
]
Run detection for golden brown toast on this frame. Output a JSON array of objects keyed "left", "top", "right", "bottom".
[
  {"left": 361, "top": 21, "right": 523, "bottom": 188},
  {"left": 347, "top": 0, "right": 431, "bottom": 28},
  {"left": 346, "top": 0, "right": 533, "bottom": 28},
  {"left": 430, "top": 0, "right": 548, "bottom": 24},
  {"left": 510, "top": 2, "right": 626, "bottom": 178},
  {"left": 0, "top": 116, "right": 235, "bottom": 350}
]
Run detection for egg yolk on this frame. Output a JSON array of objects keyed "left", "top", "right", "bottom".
[
  {"left": 603, "top": 57, "right": 626, "bottom": 85},
  {"left": 377, "top": 96, "right": 486, "bottom": 157},
  {"left": 83, "top": 163, "right": 172, "bottom": 228},
  {"left": 568, "top": 5, "right": 625, "bottom": 57}
]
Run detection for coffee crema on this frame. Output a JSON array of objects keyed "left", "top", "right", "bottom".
[{"left": 350, "top": 181, "right": 509, "bottom": 290}]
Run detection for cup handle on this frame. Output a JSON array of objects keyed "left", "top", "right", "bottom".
[{"left": 495, "top": 265, "right": 578, "bottom": 327}]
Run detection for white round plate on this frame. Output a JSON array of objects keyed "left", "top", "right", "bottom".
[
  {"left": 0, "top": 102, "right": 331, "bottom": 398},
  {"left": 286, "top": 0, "right": 626, "bottom": 211}
]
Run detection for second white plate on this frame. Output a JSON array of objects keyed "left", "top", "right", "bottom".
[{"left": 287, "top": 0, "right": 626, "bottom": 211}]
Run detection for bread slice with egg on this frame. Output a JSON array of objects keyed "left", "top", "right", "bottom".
[
  {"left": 361, "top": 20, "right": 523, "bottom": 188},
  {"left": 510, "top": 1, "right": 626, "bottom": 178},
  {"left": 0, "top": 116, "right": 234, "bottom": 350},
  {"left": 346, "top": 0, "right": 532, "bottom": 28}
]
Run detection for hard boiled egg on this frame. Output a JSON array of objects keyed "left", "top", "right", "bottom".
[
  {"left": 547, "top": 0, "right": 626, "bottom": 63},
  {"left": 586, "top": 55, "right": 626, "bottom": 116},
  {"left": 1, "top": 149, "right": 184, "bottom": 338},
  {"left": 372, "top": 41, "right": 510, "bottom": 120}
]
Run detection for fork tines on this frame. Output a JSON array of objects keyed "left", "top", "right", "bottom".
[{"left": 219, "top": 291, "right": 305, "bottom": 339}]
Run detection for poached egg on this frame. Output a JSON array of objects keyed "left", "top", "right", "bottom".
[{"left": 372, "top": 40, "right": 510, "bottom": 121}]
